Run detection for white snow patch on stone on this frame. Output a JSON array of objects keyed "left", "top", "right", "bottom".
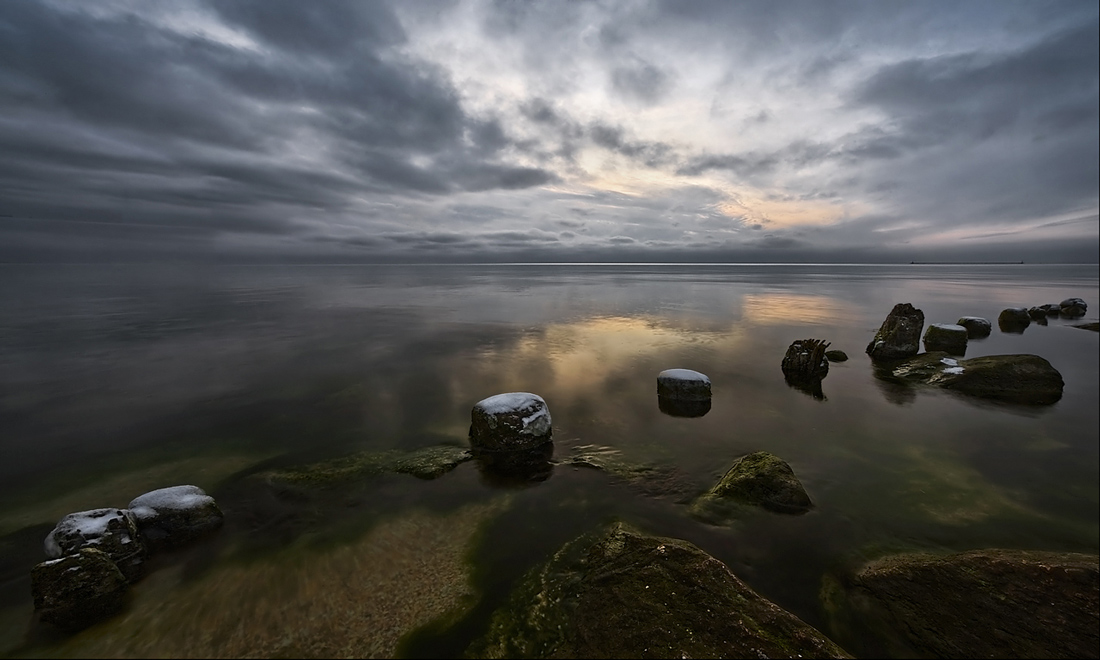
[
  {"left": 657, "top": 369, "right": 710, "bottom": 384},
  {"left": 943, "top": 367, "right": 965, "bottom": 375},
  {"left": 930, "top": 323, "right": 967, "bottom": 333},
  {"left": 940, "top": 358, "right": 959, "bottom": 366},
  {"left": 44, "top": 508, "right": 130, "bottom": 558},
  {"left": 474, "top": 392, "right": 546, "bottom": 414},
  {"left": 128, "top": 485, "right": 211, "bottom": 514}
]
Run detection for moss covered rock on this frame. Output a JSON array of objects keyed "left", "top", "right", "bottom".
[
  {"left": 260, "top": 445, "right": 474, "bottom": 488},
  {"left": 827, "top": 549, "right": 1098, "bottom": 659},
  {"left": 468, "top": 522, "right": 850, "bottom": 659},
  {"left": 866, "top": 303, "right": 924, "bottom": 361},
  {"left": 44, "top": 508, "right": 146, "bottom": 582},
  {"left": 887, "top": 352, "right": 1064, "bottom": 405},
  {"left": 469, "top": 393, "right": 553, "bottom": 453},
  {"left": 31, "top": 547, "right": 129, "bottom": 630},
  {"left": 691, "top": 451, "right": 813, "bottom": 521}
]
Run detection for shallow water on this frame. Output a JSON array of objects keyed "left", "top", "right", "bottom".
[{"left": 1, "top": 263, "right": 1097, "bottom": 657}]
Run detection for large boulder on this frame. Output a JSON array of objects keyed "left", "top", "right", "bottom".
[
  {"left": 44, "top": 508, "right": 146, "bottom": 581},
  {"left": 998, "top": 307, "right": 1030, "bottom": 333},
  {"left": 888, "top": 352, "right": 1064, "bottom": 405},
  {"left": 866, "top": 303, "right": 924, "bottom": 361},
  {"left": 956, "top": 316, "right": 992, "bottom": 338},
  {"left": 691, "top": 451, "right": 813, "bottom": 520},
  {"left": 468, "top": 522, "right": 851, "bottom": 659},
  {"left": 923, "top": 323, "right": 968, "bottom": 354},
  {"left": 826, "top": 549, "right": 1098, "bottom": 659},
  {"left": 469, "top": 392, "right": 553, "bottom": 452},
  {"left": 31, "top": 547, "right": 129, "bottom": 630},
  {"left": 128, "top": 485, "right": 224, "bottom": 551}
]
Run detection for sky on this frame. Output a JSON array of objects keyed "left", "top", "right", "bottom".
[{"left": 1, "top": 0, "right": 1097, "bottom": 263}]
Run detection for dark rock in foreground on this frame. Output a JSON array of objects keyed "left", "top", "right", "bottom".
[
  {"left": 923, "top": 323, "right": 967, "bottom": 355},
  {"left": 866, "top": 303, "right": 924, "bottom": 361},
  {"left": 128, "top": 485, "right": 223, "bottom": 551},
  {"left": 31, "top": 547, "right": 129, "bottom": 630},
  {"left": 998, "top": 307, "right": 1031, "bottom": 333},
  {"left": 470, "top": 392, "right": 553, "bottom": 452},
  {"left": 691, "top": 451, "right": 813, "bottom": 521},
  {"left": 824, "top": 349, "right": 848, "bottom": 362},
  {"left": 468, "top": 522, "right": 850, "bottom": 659},
  {"left": 956, "top": 316, "right": 992, "bottom": 338},
  {"left": 829, "top": 549, "right": 1098, "bottom": 659},
  {"left": 44, "top": 508, "right": 146, "bottom": 582},
  {"left": 888, "top": 352, "right": 1064, "bottom": 405}
]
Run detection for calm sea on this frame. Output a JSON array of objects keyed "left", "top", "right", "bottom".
[{"left": 1, "top": 263, "right": 1097, "bottom": 657}]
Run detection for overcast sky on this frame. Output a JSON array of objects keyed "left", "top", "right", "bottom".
[{"left": 1, "top": 0, "right": 1097, "bottom": 263}]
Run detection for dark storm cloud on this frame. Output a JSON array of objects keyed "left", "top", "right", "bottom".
[{"left": 0, "top": 0, "right": 554, "bottom": 260}]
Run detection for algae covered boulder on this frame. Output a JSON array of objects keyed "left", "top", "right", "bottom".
[
  {"left": 31, "top": 547, "right": 129, "bottom": 630},
  {"left": 866, "top": 303, "right": 924, "bottom": 361},
  {"left": 886, "top": 352, "right": 1064, "bottom": 405},
  {"left": 470, "top": 392, "right": 553, "bottom": 452},
  {"left": 998, "top": 307, "right": 1031, "bottom": 333},
  {"left": 691, "top": 451, "right": 813, "bottom": 520},
  {"left": 923, "top": 323, "right": 967, "bottom": 355},
  {"left": 468, "top": 522, "right": 850, "bottom": 659},
  {"left": 827, "top": 549, "right": 1098, "bottom": 659},
  {"left": 44, "top": 508, "right": 146, "bottom": 582},
  {"left": 128, "top": 485, "right": 224, "bottom": 551}
]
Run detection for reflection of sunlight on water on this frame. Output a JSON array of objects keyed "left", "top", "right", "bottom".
[
  {"left": 741, "top": 293, "right": 860, "bottom": 326},
  {"left": 469, "top": 316, "right": 746, "bottom": 405}
]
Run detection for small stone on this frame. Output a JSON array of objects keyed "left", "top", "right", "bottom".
[
  {"left": 824, "top": 350, "right": 848, "bottom": 362},
  {"left": 1027, "top": 306, "right": 1048, "bottom": 321},
  {"left": 956, "top": 316, "right": 992, "bottom": 338},
  {"left": 470, "top": 392, "right": 553, "bottom": 452},
  {"left": 923, "top": 323, "right": 968, "bottom": 355},
  {"left": 997, "top": 308, "right": 1030, "bottom": 333},
  {"left": 656, "top": 368, "right": 712, "bottom": 401},
  {"left": 694, "top": 451, "right": 813, "bottom": 516}
]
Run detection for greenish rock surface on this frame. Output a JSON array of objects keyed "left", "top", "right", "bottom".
[
  {"left": 1072, "top": 322, "right": 1099, "bottom": 332},
  {"left": 923, "top": 323, "right": 968, "bottom": 355},
  {"left": 888, "top": 352, "right": 1064, "bottom": 405},
  {"left": 556, "top": 445, "right": 693, "bottom": 499},
  {"left": 825, "top": 549, "right": 1099, "bottom": 659},
  {"left": 468, "top": 522, "right": 851, "bottom": 659},
  {"left": 260, "top": 445, "right": 474, "bottom": 487},
  {"left": 31, "top": 547, "right": 129, "bottom": 630},
  {"left": 690, "top": 451, "right": 813, "bottom": 520},
  {"left": 824, "top": 349, "right": 848, "bottom": 362},
  {"left": 44, "top": 508, "right": 146, "bottom": 582},
  {"left": 866, "top": 303, "right": 924, "bottom": 361}
]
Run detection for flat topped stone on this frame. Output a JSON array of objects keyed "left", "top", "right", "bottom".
[
  {"left": 128, "top": 485, "right": 224, "bottom": 550},
  {"left": 657, "top": 369, "right": 712, "bottom": 401},
  {"left": 923, "top": 323, "right": 968, "bottom": 354},
  {"left": 470, "top": 392, "right": 553, "bottom": 452}
]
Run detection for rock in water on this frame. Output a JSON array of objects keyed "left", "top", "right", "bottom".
[
  {"left": 956, "top": 316, "right": 992, "bottom": 338},
  {"left": 923, "top": 323, "right": 968, "bottom": 355},
  {"left": 866, "top": 303, "right": 924, "bottom": 361},
  {"left": 1060, "top": 297, "right": 1088, "bottom": 317},
  {"left": 998, "top": 307, "right": 1030, "bottom": 333},
  {"left": 829, "top": 549, "right": 1098, "bottom": 659},
  {"left": 782, "top": 339, "right": 830, "bottom": 379},
  {"left": 470, "top": 392, "right": 553, "bottom": 452},
  {"left": 128, "top": 485, "right": 224, "bottom": 551},
  {"left": 887, "top": 352, "right": 1064, "bottom": 405},
  {"left": 656, "top": 368, "right": 712, "bottom": 400},
  {"left": 31, "top": 548, "right": 129, "bottom": 630},
  {"left": 824, "top": 349, "right": 849, "bottom": 362},
  {"left": 691, "top": 451, "right": 813, "bottom": 519},
  {"left": 44, "top": 508, "right": 146, "bottom": 582},
  {"left": 468, "top": 523, "right": 851, "bottom": 659}
]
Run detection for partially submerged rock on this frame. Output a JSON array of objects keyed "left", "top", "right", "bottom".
[
  {"left": 886, "top": 352, "right": 1064, "bottom": 405},
  {"left": 782, "top": 338, "right": 830, "bottom": 379},
  {"left": 656, "top": 368, "right": 711, "bottom": 400},
  {"left": 557, "top": 444, "right": 692, "bottom": 499},
  {"left": 128, "top": 486, "right": 224, "bottom": 551},
  {"left": 1072, "top": 322, "right": 1099, "bottom": 332},
  {"left": 31, "top": 547, "right": 129, "bottom": 630},
  {"left": 468, "top": 522, "right": 850, "bottom": 659},
  {"left": 829, "top": 549, "right": 1098, "bottom": 659},
  {"left": 44, "top": 508, "right": 146, "bottom": 582},
  {"left": 1060, "top": 297, "right": 1088, "bottom": 317},
  {"left": 691, "top": 451, "right": 813, "bottom": 521},
  {"left": 260, "top": 445, "right": 474, "bottom": 487},
  {"left": 824, "top": 349, "right": 849, "bottom": 362},
  {"left": 469, "top": 392, "right": 553, "bottom": 453},
  {"left": 923, "top": 323, "right": 968, "bottom": 355},
  {"left": 998, "top": 307, "right": 1030, "bottom": 333},
  {"left": 956, "top": 316, "right": 992, "bottom": 338},
  {"left": 866, "top": 303, "right": 924, "bottom": 361}
]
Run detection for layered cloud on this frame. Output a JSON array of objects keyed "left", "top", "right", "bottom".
[{"left": 1, "top": 0, "right": 1096, "bottom": 262}]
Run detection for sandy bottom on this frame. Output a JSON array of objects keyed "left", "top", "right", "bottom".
[{"left": 15, "top": 498, "right": 507, "bottom": 658}]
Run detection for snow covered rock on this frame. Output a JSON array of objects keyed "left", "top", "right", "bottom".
[
  {"left": 469, "top": 392, "right": 553, "bottom": 452},
  {"left": 44, "top": 508, "right": 145, "bottom": 581},
  {"left": 656, "top": 369, "right": 712, "bottom": 401},
  {"left": 128, "top": 485, "right": 224, "bottom": 551}
]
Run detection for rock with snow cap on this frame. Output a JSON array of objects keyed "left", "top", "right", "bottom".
[
  {"left": 470, "top": 392, "right": 553, "bottom": 452},
  {"left": 128, "top": 485, "right": 224, "bottom": 551},
  {"left": 44, "top": 508, "right": 146, "bottom": 582},
  {"left": 656, "top": 368, "right": 712, "bottom": 401},
  {"left": 923, "top": 323, "right": 968, "bottom": 355}
]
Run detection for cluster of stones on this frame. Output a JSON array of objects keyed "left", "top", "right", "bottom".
[
  {"left": 1001, "top": 297, "right": 1088, "bottom": 332},
  {"left": 31, "top": 485, "right": 223, "bottom": 630}
]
